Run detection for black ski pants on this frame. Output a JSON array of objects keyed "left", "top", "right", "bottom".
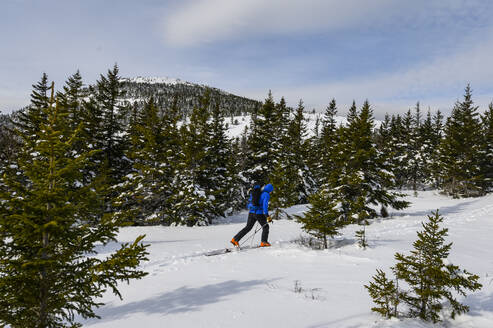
[{"left": 234, "top": 212, "right": 269, "bottom": 243}]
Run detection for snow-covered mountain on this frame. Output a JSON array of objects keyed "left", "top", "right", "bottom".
[
  {"left": 119, "top": 76, "right": 260, "bottom": 117},
  {"left": 120, "top": 76, "right": 194, "bottom": 86}
]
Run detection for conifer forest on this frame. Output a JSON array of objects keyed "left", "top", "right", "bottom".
[{"left": 3, "top": 66, "right": 492, "bottom": 228}]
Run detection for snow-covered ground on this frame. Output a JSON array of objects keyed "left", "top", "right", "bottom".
[
  {"left": 224, "top": 113, "right": 350, "bottom": 140},
  {"left": 81, "top": 191, "right": 493, "bottom": 328}
]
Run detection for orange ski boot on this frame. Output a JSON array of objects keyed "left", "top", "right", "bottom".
[
  {"left": 230, "top": 238, "right": 239, "bottom": 247},
  {"left": 260, "top": 241, "right": 271, "bottom": 247}
]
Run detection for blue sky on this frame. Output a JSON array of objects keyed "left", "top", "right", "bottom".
[{"left": 1, "top": 0, "right": 493, "bottom": 118}]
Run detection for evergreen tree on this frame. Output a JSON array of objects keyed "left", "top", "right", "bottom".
[
  {"left": 375, "top": 114, "right": 395, "bottom": 189},
  {"left": 393, "top": 210, "right": 482, "bottom": 322},
  {"left": 430, "top": 110, "right": 444, "bottom": 188},
  {"left": 375, "top": 113, "right": 391, "bottom": 150},
  {"left": 58, "top": 70, "right": 85, "bottom": 132},
  {"left": 58, "top": 71, "right": 94, "bottom": 186},
  {"left": 208, "top": 101, "right": 240, "bottom": 216},
  {"left": 388, "top": 114, "right": 407, "bottom": 188},
  {"left": 419, "top": 110, "right": 437, "bottom": 187},
  {"left": 329, "top": 101, "right": 408, "bottom": 225},
  {"left": 271, "top": 97, "right": 291, "bottom": 169},
  {"left": 295, "top": 188, "right": 342, "bottom": 249},
  {"left": 313, "top": 114, "right": 320, "bottom": 138},
  {"left": 365, "top": 269, "right": 400, "bottom": 318},
  {"left": 245, "top": 91, "right": 278, "bottom": 184},
  {"left": 439, "top": 85, "right": 483, "bottom": 197},
  {"left": 346, "top": 100, "right": 358, "bottom": 124},
  {"left": 89, "top": 64, "right": 131, "bottom": 185},
  {"left": 0, "top": 114, "right": 19, "bottom": 177},
  {"left": 271, "top": 100, "right": 312, "bottom": 207},
  {"left": 406, "top": 104, "right": 424, "bottom": 191},
  {"left": 15, "top": 73, "right": 50, "bottom": 144},
  {"left": 116, "top": 97, "right": 179, "bottom": 225},
  {"left": 318, "top": 98, "right": 339, "bottom": 187},
  {"left": 0, "top": 86, "right": 148, "bottom": 327},
  {"left": 480, "top": 103, "right": 493, "bottom": 191},
  {"left": 169, "top": 92, "right": 217, "bottom": 225},
  {"left": 226, "top": 138, "right": 246, "bottom": 214}
]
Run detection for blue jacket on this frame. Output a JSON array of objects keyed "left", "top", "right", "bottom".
[{"left": 249, "top": 184, "right": 273, "bottom": 216}]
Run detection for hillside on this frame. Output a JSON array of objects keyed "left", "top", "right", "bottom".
[{"left": 119, "top": 76, "right": 261, "bottom": 117}]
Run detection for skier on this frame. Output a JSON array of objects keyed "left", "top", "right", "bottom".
[{"left": 231, "top": 183, "right": 274, "bottom": 247}]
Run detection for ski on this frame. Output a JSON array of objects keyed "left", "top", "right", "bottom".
[
  {"left": 204, "top": 248, "right": 234, "bottom": 256},
  {"left": 204, "top": 245, "right": 263, "bottom": 256}
]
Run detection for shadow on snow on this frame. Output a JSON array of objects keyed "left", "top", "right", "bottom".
[{"left": 87, "top": 279, "right": 278, "bottom": 323}]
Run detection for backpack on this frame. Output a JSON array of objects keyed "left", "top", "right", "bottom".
[{"left": 251, "top": 185, "right": 262, "bottom": 208}]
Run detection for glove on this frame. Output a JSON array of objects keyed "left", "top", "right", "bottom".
[{"left": 266, "top": 216, "right": 272, "bottom": 223}]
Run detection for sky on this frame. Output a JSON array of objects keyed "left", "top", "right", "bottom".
[{"left": 1, "top": 0, "right": 493, "bottom": 118}]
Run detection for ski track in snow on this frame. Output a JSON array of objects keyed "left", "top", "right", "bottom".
[{"left": 81, "top": 191, "right": 493, "bottom": 328}]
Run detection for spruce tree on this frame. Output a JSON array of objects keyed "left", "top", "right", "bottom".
[
  {"left": 430, "top": 110, "right": 444, "bottom": 188},
  {"left": 375, "top": 114, "right": 395, "bottom": 190},
  {"left": 288, "top": 100, "right": 314, "bottom": 202},
  {"left": 394, "top": 210, "right": 482, "bottom": 322},
  {"left": 245, "top": 91, "right": 277, "bottom": 184},
  {"left": 419, "top": 110, "right": 437, "bottom": 187},
  {"left": 208, "top": 101, "right": 240, "bottom": 216},
  {"left": 116, "top": 97, "right": 179, "bottom": 225},
  {"left": 271, "top": 97, "right": 291, "bottom": 170},
  {"left": 480, "top": 103, "right": 493, "bottom": 191},
  {"left": 295, "top": 188, "right": 342, "bottom": 249},
  {"left": 58, "top": 71, "right": 95, "bottom": 188},
  {"left": 58, "top": 70, "right": 85, "bottom": 132},
  {"left": 388, "top": 114, "right": 407, "bottom": 188},
  {"left": 15, "top": 73, "right": 50, "bottom": 144},
  {"left": 346, "top": 100, "right": 358, "bottom": 124},
  {"left": 330, "top": 101, "right": 408, "bottom": 224},
  {"left": 170, "top": 91, "right": 217, "bottom": 225},
  {"left": 225, "top": 138, "right": 246, "bottom": 214},
  {"left": 0, "top": 114, "right": 19, "bottom": 177},
  {"left": 0, "top": 85, "right": 148, "bottom": 327},
  {"left": 318, "top": 98, "right": 339, "bottom": 187},
  {"left": 90, "top": 64, "right": 131, "bottom": 185},
  {"left": 365, "top": 269, "right": 400, "bottom": 318},
  {"left": 406, "top": 104, "right": 425, "bottom": 191},
  {"left": 375, "top": 113, "right": 391, "bottom": 151},
  {"left": 439, "top": 85, "right": 483, "bottom": 197},
  {"left": 271, "top": 100, "right": 312, "bottom": 207}
]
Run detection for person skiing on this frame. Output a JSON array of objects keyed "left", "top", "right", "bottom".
[{"left": 231, "top": 183, "right": 274, "bottom": 247}]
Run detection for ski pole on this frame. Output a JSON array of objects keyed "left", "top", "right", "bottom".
[
  {"left": 240, "top": 220, "right": 270, "bottom": 247},
  {"left": 249, "top": 222, "right": 258, "bottom": 247},
  {"left": 239, "top": 225, "right": 259, "bottom": 247}
]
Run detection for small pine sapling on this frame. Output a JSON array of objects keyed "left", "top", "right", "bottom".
[
  {"left": 380, "top": 206, "right": 389, "bottom": 218},
  {"left": 368, "top": 210, "right": 482, "bottom": 323},
  {"left": 355, "top": 227, "right": 368, "bottom": 249},
  {"left": 295, "top": 189, "right": 343, "bottom": 249},
  {"left": 355, "top": 203, "right": 370, "bottom": 249},
  {"left": 365, "top": 269, "right": 400, "bottom": 318}
]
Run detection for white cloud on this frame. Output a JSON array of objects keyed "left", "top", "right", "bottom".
[
  {"left": 162, "top": 0, "right": 404, "bottom": 46},
  {"left": 161, "top": 0, "right": 491, "bottom": 47}
]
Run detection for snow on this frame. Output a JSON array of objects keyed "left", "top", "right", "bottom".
[
  {"left": 120, "top": 76, "right": 194, "bottom": 86},
  {"left": 224, "top": 113, "right": 351, "bottom": 140},
  {"left": 81, "top": 191, "right": 493, "bottom": 327}
]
